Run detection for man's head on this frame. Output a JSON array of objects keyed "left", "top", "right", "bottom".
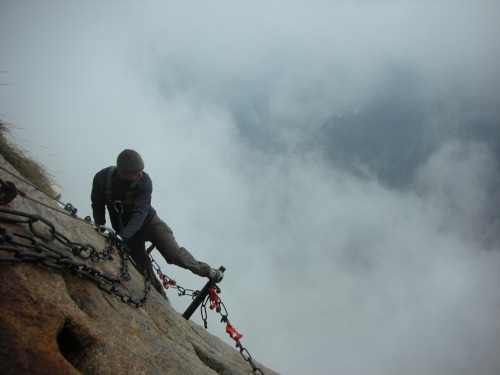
[{"left": 117, "top": 149, "right": 144, "bottom": 182}]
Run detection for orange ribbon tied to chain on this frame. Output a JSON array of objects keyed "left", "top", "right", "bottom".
[
  {"left": 208, "top": 287, "right": 219, "bottom": 310},
  {"left": 226, "top": 321, "right": 243, "bottom": 340}
]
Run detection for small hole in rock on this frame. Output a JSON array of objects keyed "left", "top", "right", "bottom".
[{"left": 57, "top": 319, "right": 89, "bottom": 371}]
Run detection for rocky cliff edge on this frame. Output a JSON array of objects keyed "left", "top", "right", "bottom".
[{"left": 0, "top": 154, "right": 279, "bottom": 375}]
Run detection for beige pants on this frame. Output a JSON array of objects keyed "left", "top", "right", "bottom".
[{"left": 126, "top": 215, "right": 211, "bottom": 295}]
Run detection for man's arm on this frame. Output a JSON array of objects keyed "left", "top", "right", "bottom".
[
  {"left": 119, "top": 175, "right": 153, "bottom": 241},
  {"left": 91, "top": 170, "right": 107, "bottom": 226}
]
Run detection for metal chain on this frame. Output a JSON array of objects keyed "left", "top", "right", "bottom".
[
  {"left": 151, "top": 256, "right": 265, "bottom": 374},
  {"left": 232, "top": 338, "right": 265, "bottom": 375},
  {"left": 149, "top": 255, "right": 200, "bottom": 298},
  {"left": 0, "top": 169, "right": 95, "bottom": 224},
  {"left": 201, "top": 288, "right": 265, "bottom": 374},
  {"left": 0, "top": 207, "right": 151, "bottom": 307},
  {"left": 0, "top": 175, "right": 266, "bottom": 373}
]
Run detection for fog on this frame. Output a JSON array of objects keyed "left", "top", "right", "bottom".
[{"left": 1, "top": 1, "right": 500, "bottom": 374}]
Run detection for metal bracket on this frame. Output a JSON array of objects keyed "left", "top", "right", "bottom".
[{"left": 182, "top": 265, "right": 226, "bottom": 321}]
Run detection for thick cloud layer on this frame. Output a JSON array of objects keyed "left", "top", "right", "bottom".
[{"left": 1, "top": 1, "right": 500, "bottom": 374}]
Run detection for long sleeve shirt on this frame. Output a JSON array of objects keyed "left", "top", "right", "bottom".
[{"left": 91, "top": 166, "right": 156, "bottom": 241}]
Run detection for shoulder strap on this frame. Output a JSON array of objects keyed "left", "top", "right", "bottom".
[
  {"left": 105, "top": 166, "right": 138, "bottom": 206},
  {"left": 105, "top": 166, "right": 117, "bottom": 193}
]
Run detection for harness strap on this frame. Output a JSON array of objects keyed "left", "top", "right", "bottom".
[{"left": 105, "top": 166, "right": 138, "bottom": 207}]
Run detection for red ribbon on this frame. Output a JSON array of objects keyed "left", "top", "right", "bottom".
[
  {"left": 158, "top": 272, "right": 176, "bottom": 289},
  {"left": 226, "top": 321, "right": 243, "bottom": 340},
  {"left": 208, "top": 288, "right": 219, "bottom": 310}
]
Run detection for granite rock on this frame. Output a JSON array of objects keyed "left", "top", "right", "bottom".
[{"left": 0, "top": 155, "right": 278, "bottom": 375}]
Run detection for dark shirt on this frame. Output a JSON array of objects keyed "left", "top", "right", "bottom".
[{"left": 91, "top": 166, "right": 156, "bottom": 241}]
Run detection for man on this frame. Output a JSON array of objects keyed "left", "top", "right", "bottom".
[{"left": 91, "top": 149, "right": 223, "bottom": 297}]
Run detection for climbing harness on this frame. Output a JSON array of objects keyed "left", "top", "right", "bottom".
[
  {"left": 112, "top": 200, "right": 125, "bottom": 233},
  {"left": 0, "top": 171, "right": 266, "bottom": 374},
  {"left": 105, "top": 166, "right": 137, "bottom": 207}
]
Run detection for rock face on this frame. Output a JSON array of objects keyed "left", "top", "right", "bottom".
[{"left": 0, "top": 155, "right": 278, "bottom": 375}]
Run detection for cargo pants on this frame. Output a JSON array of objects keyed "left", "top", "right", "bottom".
[{"left": 126, "top": 215, "right": 211, "bottom": 296}]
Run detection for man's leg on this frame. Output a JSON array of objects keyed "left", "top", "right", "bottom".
[
  {"left": 127, "top": 230, "right": 167, "bottom": 298},
  {"left": 146, "top": 215, "right": 211, "bottom": 277},
  {"left": 126, "top": 235, "right": 148, "bottom": 271}
]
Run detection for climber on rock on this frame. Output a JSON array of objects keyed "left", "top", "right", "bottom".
[{"left": 91, "top": 149, "right": 223, "bottom": 297}]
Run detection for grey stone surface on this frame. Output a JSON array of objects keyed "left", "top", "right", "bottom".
[{"left": 0, "top": 155, "right": 278, "bottom": 375}]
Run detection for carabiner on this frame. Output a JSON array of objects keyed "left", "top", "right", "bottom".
[
  {"left": 113, "top": 200, "right": 124, "bottom": 213},
  {"left": 64, "top": 203, "right": 78, "bottom": 216},
  {"left": 97, "top": 225, "right": 115, "bottom": 237}
]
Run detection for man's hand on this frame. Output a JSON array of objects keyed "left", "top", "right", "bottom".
[
  {"left": 100, "top": 229, "right": 130, "bottom": 253},
  {"left": 112, "top": 233, "right": 131, "bottom": 253}
]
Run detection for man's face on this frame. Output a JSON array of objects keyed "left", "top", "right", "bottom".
[{"left": 119, "top": 171, "right": 143, "bottom": 183}]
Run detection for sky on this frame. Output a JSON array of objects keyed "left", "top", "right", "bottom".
[{"left": 1, "top": 1, "right": 500, "bottom": 374}]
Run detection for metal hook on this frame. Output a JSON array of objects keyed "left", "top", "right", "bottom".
[
  {"left": 97, "top": 225, "right": 115, "bottom": 237},
  {"left": 113, "top": 200, "right": 123, "bottom": 213}
]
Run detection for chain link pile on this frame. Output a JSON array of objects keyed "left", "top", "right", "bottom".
[{"left": 0, "top": 207, "right": 151, "bottom": 307}]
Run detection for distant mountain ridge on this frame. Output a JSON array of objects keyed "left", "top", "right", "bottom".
[{"left": 309, "top": 94, "right": 500, "bottom": 190}]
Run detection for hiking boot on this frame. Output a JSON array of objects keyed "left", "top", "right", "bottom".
[{"left": 209, "top": 268, "right": 224, "bottom": 283}]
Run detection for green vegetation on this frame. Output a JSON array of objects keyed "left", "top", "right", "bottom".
[{"left": 0, "top": 120, "right": 54, "bottom": 193}]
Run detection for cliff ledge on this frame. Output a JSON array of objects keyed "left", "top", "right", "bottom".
[{"left": 0, "top": 154, "right": 278, "bottom": 375}]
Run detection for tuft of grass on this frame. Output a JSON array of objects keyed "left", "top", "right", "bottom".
[{"left": 0, "top": 120, "right": 55, "bottom": 193}]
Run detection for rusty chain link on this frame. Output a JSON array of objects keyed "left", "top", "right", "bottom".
[{"left": 0, "top": 207, "right": 151, "bottom": 307}]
